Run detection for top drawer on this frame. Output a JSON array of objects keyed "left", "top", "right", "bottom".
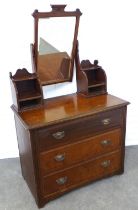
[{"left": 36, "top": 108, "right": 123, "bottom": 151}]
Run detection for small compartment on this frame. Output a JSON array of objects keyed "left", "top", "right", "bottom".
[
  {"left": 85, "top": 70, "right": 105, "bottom": 87},
  {"left": 82, "top": 61, "right": 107, "bottom": 96},
  {"left": 88, "top": 85, "right": 106, "bottom": 96},
  {"left": 19, "top": 98, "right": 42, "bottom": 110},
  {"left": 75, "top": 44, "right": 107, "bottom": 97},
  {"left": 16, "top": 79, "right": 42, "bottom": 101},
  {"left": 10, "top": 68, "right": 43, "bottom": 111}
]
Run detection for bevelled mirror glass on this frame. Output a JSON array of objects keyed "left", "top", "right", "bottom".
[{"left": 31, "top": 5, "right": 82, "bottom": 86}]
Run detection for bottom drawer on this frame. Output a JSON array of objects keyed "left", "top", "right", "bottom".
[{"left": 42, "top": 150, "right": 122, "bottom": 197}]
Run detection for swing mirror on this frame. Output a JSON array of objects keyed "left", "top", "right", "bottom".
[{"left": 31, "top": 5, "right": 82, "bottom": 85}]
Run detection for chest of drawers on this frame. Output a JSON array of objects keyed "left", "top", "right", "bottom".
[{"left": 12, "top": 93, "right": 129, "bottom": 208}]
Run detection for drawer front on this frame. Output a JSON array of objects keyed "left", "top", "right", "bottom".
[
  {"left": 37, "top": 108, "right": 123, "bottom": 151},
  {"left": 42, "top": 150, "right": 121, "bottom": 196},
  {"left": 39, "top": 128, "right": 121, "bottom": 175}
]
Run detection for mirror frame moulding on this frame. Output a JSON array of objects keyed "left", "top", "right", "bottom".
[{"left": 31, "top": 5, "right": 82, "bottom": 86}]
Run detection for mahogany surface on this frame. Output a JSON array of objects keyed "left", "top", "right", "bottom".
[
  {"left": 10, "top": 5, "right": 129, "bottom": 208},
  {"left": 42, "top": 150, "right": 122, "bottom": 196},
  {"left": 12, "top": 93, "right": 129, "bottom": 208},
  {"left": 12, "top": 93, "right": 128, "bottom": 129},
  {"left": 39, "top": 128, "right": 121, "bottom": 175}
]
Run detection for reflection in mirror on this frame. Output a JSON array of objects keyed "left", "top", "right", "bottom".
[{"left": 37, "top": 17, "right": 76, "bottom": 85}]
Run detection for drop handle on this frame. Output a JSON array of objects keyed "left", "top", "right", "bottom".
[
  {"left": 102, "top": 118, "right": 111, "bottom": 125},
  {"left": 54, "top": 154, "right": 65, "bottom": 162},
  {"left": 56, "top": 176, "right": 68, "bottom": 185},
  {"left": 101, "top": 160, "right": 111, "bottom": 168},
  {"left": 52, "top": 131, "right": 65, "bottom": 140},
  {"left": 101, "top": 140, "right": 111, "bottom": 146}
]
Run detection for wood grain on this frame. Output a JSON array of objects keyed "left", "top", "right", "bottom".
[
  {"left": 12, "top": 94, "right": 129, "bottom": 129},
  {"left": 12, "top": 94, "right": 129, "bottom": 208},
  {"left": 39, "top": 128, "right": 121, "bottom": 175},
  {"left": 42, "top": 150, "right": 121, "bottom": 197}
]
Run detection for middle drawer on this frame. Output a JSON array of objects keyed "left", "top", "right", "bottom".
[{"left": 39, "top": 128, "right": 121, "bottom": 175}]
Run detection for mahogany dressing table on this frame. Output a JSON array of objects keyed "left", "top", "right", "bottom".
[{"left": 10, "top": 5, "right": 129, "bottom": 208}]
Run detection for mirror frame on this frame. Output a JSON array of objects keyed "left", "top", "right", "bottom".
[{"left": 31, "top": 5, "right": 82, "bottom": 86}]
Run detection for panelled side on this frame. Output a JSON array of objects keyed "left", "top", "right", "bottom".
[{"left": 14, "top": 115, "right": 39, "bottom": 205}]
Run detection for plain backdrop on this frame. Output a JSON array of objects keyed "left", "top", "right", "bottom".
[{"left": 0, "top": 0, "right": 137, "bottom": 159}]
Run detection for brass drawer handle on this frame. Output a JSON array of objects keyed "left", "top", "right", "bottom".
[
  {"left": 56, "top": 176, "right": 68, "bottom": 185},
  {"left": 54, "top": 154, "right": 65, "bottom": 162},
  {"left": 101, "top": 139, "right": 111, "bottom": 146},
  {"left": 52, "top": 131, "right": 65, "bottom": 140},
  {"left": 101, "top": 160, "right": 111, "bottom": 168},
  {"left": 102, "top": 118, "right": 111, "bottom": 125}
]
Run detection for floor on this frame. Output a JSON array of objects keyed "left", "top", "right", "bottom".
[{"left": 0, "top": 146, "right": 138, "bottom": 210}]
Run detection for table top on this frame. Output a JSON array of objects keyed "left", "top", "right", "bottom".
[{"left": 12, "top": 93, "right": 129, "bottom": 130}]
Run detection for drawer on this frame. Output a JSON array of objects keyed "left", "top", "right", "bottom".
[
  {"left": 36, "top": 108, "right": 123, "bottom": 151},
  {"left": 39, "top": 128, "right": 121, "bottom": 175},
  {"left": 42, "top": 150, "right": 122, "bottom": 196}
]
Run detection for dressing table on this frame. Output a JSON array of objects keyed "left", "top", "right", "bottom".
[{"left": 10, "top": 5, "right": 129, "bottom": 208}]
